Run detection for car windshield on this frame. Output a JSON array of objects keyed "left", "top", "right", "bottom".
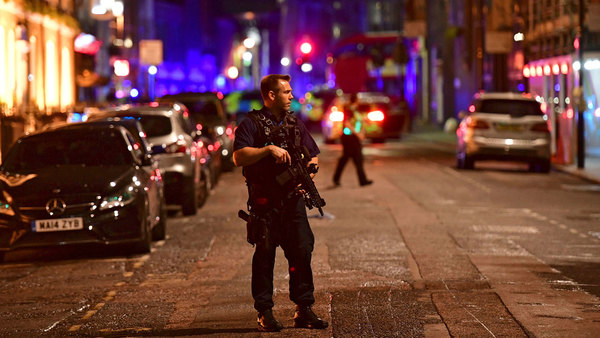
[
  {"left": 114, "top": 114, "right": 172, "bottom": 137},
  {"left": 477, "top": 99, "right": 543, "bottom": 116},
  {"left": 2, "top": 130, "right": 132, "bottom": 173}
]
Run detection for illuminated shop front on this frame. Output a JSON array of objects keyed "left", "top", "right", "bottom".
[
  {"left": 524, "top": 53, "right": 600, "bottom": 164},
  {"left": 0, "top": 1, "right": 77, "bottom": 118}
]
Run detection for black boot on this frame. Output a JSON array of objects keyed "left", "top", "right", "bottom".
[
  {"left": 293, "top": 305, "right": 329, "bottom": 329},
  {"left": 257, "top": 309, "right": 284, "bottom": 332}
]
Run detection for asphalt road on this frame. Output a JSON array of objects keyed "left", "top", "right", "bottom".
[{"left": 1, "top": 132, "right": 599, "bottom": 337}]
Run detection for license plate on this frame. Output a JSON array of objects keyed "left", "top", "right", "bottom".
[
  {"left": 32, "top": 217, "right": 84, "bottom": 232},
  {"left": 496, "top": 123, "right": 522, "bottom": 132}
]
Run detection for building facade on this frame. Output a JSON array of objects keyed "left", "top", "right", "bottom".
[
  {"left": 0, "top": 0, "right": 78, "bottom": 156},
  {"left": 523, "top": 0, "right": 600, "bottom": 165}
]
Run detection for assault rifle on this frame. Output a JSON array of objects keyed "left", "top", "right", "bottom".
[{"left": 276, "top": 145, "right": 326, "bottom": 216}]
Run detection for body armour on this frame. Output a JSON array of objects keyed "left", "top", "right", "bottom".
[{"left": 243, "top": 109, "right": 301, "bottom": 198}]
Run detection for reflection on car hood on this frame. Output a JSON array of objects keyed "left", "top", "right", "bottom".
[{"left": 0, "top": 165, "right": 136, "bottom": 197}]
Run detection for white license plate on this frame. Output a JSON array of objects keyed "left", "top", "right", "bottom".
[{"left": 32, "top": 217, "right": 84, "bottom": 232}]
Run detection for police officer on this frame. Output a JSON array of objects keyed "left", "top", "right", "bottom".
[{"left": 233, "top": 74, "right": 328, "bottom": 332}]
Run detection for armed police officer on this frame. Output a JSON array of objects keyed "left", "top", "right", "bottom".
[{"left": 233, "top": 74, "right": 328, "bottom": 332}]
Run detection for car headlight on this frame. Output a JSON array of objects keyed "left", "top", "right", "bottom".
[
  {"left": 100, "top": 185, "right": 136, "bottom": 211},
  {"left": 215, "top": 126, "right": 225, "bottom": 136}
]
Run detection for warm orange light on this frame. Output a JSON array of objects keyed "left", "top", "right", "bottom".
[
  {"left": 552, "top": 64, "right": 560, "bottom": 75},
  {"left": 540, "top": 102, "right": 547, "bottom": 113},
  {"left": 561, "top": 63, "right": 569, "bottom": 74},
  {"left": 523, "top": 67, "right": 530, "bottom": 78},
  {"left": 567, "top": 108, "right": 574, "bottom": 119},
  {"left": 543, "top": 65, "right": 551, "bottom": 76},
  {"left": 529, "top": 65, "right": 536, "bottom": 77}
]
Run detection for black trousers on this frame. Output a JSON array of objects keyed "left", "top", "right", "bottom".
[
  {"left": 252, "top": 196, "right": 316, "bottom": 312},
  {"left": 333, "top": 133, "right": 368, "bottom": 184}
]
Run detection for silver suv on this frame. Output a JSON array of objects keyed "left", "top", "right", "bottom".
[
  {"left": 90, "top": 103, "right": 206, "bottom": 215},
  {"left": 456, "top": 92, "right": 551, "bottom": 172}
]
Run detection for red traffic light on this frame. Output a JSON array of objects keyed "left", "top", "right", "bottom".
[{"left": 300, "top": 41, "right": 312, "bottom": 55}]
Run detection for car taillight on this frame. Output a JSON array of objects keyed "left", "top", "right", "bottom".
[
  {"left": 165, "top": 140, "right": 187, "bottom": 153},
  {"left": 531, "top": 122, "right": 549, "bottom": 132},
  {"left": 367, "top": 110, "right": 384, "bottom": 122},
  {"left": 466, "top": 117, "right": 490, "bottom": 129},
  {"left": 329, "top": 111, "right": 344, "bottom": 122}
]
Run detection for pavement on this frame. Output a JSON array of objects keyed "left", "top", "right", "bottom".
[{"left": 404, "top": 123, "right": 600, "bottom": 184}]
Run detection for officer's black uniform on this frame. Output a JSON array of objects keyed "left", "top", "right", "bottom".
[{"left": 233, "top": 107, "right": 320, "bottom": 313}]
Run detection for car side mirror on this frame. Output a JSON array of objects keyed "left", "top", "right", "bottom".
[{"left": 150, "top": 145, "right": 167, "bottom": 155}]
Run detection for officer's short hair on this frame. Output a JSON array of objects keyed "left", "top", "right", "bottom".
[{"left": 260, "top": 74, "right": 291, "bottom": 101}]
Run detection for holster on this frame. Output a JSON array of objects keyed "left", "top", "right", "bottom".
[{"left": 238, "top": 209, "right": 271, "bottom": 246}]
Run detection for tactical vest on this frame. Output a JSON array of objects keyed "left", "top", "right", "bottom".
[{"left": 243, "top": 109, "right": 301, "bottom": 189}]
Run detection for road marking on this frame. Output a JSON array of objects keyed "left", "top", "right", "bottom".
[
  {"left": 569, "top": 228, "right": 579, "bottom": 234},
  {"left": 68, "top": 325, "right": 81, "bottom": 332},
  {"left": 123, "top": 271, "right": 134, "bottom": 277},
  {"left": 104, "top": 290, "right": 116, "bottom": 301},
  {"left": 472, "top": 225, "right": 539, "bottom": 234},
  {"left": 94, "top": 302, "right": 105, "bottom": 310},
  {"left": 82, "top": 310, "right": 97, "bottom": 320},
  {"left": 99, "top": 327, "right": 152, "bottom": 334},
  {"left": 114, "top": 281, "right": 125, "bottom": 287}
]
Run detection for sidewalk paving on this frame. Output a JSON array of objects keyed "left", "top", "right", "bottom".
[{"left": 404, "top": 124, "right": 600, "bottom": 184}]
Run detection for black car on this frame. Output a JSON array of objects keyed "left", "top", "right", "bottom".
[
  {"left": 158, "top": 92, "right": 236, "bottom": 171},
  {"left": 0, "top": 124, "right": 167, "bottom": 262}
]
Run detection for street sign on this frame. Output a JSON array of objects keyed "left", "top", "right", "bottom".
[{"left": 139, "top": 40, "right": 163, "bottom": 65}]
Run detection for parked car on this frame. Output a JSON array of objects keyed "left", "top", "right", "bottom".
[
  {"left": 456, "top": 92, "right": 551, "bottom": 172},
  {"left": 321, "top": 92, "right": 408, "bottom": 143},
  {"left": 0, "top": 123, "right": 166, "bottom": 262},
  {"left": 88, "top": 102, "right": 210, "bottom": 215},
  {"left": 158, "top": 92, "right": 236, "bottom": 171}
]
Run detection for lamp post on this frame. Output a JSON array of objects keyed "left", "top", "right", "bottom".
[{"left": 576, "top": 0, "right": 585, "bottom": 169}]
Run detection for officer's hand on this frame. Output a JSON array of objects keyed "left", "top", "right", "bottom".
[{"left": 267, "top": 145, "right": 291, "bottom": 165}]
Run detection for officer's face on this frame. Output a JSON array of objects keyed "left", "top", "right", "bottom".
[{"left": 271, "top": 80, "right": 293, "bottom": 113}]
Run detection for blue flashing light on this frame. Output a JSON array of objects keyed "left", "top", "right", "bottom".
[
  {"left": 216, "top": 75, "right": 226, "bottom": 88},
  {"left": 70, "top": 112, "right": 82, "bottom": 123},
  {"left": 517, "top": 83, "right": 525, "bottom": 92},
  {"left": 554, "top": 83, "right": 560, "bottom": 92}
]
